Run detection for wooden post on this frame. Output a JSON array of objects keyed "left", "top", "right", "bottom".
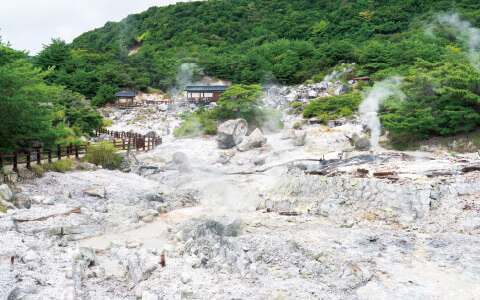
[
  {"left": 13, "top": 152, "right": 18, "bottom": 173},
  {"left": 122, "top": 139, "right": 125, "bottom": 150},
  {"left": 36, "top": 149, "right": 42, "bottom": 165},
  {"left": 75, "top": 145, "right": 80, "bottom": 159},
  {"left": 57, "top": 144, "right": 61, "bottom": 160},
  {"left": 143, "top": 135, "right": 146, "bottom": 151},
  {"left": 48, "top": 149, "right": 52, "bottom": 163},
  {"left": 26, "top": 151, "right": 31, "bottom": 169},
  {"left": 0, "top": 152, "right": 3, "bottom": 170},
  {"left": 113, "top": 139, "right": 116, "bottom": 148}
]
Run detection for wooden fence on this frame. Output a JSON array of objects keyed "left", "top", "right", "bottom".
[
  {"left": 116, "top": 99, "right": 174, "bottom": 109},
  {"left": 0, "top": 129, "right": 162, "bottom": 173},
  {"left": 95, "top": 128, "right": 162, "bottom": 152},
  {"left": 0, "top": 144, "right": 87, "bottom": 173}
]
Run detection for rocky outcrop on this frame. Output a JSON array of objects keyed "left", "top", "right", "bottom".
[
  {"left": 217, "top": 119, "right": 248, "bottom": 149},
  {"left": 262, "top": 175, "right": 480, "bottom": 225},
  {"left": 237, "top": 128, "right": 264, "bottom": 151},
  {"left": 355, "top": 138, "right": 371, "bottom": 150},
  {"left": 334, "top": 83, "right": 350, "bottom": 95},
  {"left": 292, "top": 131, "right": 307, "bottom": 146}
]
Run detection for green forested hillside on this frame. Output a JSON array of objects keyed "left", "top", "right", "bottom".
[
  {"left": 3, "top": 0, "right": 480, "bottom": 154},
  {"left": 54, "top": 0, "right": 478, "bottom": 94}
]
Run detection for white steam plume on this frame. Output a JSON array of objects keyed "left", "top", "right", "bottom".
[
  {"left": 359, "top": 77, "right": 404, "bottom": 149},
  {"left": 437, "top": 13, "right": 480, "bottom": 69}
]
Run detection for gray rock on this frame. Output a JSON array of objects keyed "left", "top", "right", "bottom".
[
  {"left": 344, "top": 132, "right": 359, "bottom": 141},
  {"left": 354, "top": 138, "right": 371, "bottom": 150},
  {"left": 142, "top": 291, "right": 159, "bottom": 300},
  {"left": 172, "top": 152, "right": 192, "bottom": 173},
  {"left": 216, "top": 151, "right": 235, "bottom": 164},
  {"left": 334, "top": 84, "right": 350, "bottom": 96},
  {"left": 237, "top": 128, "right": 264, "bottom": 151},
  {"left": 145, "top": 131, "right": 157, "bottom": 138},
  {"left": 254, "top": 157, "right": 265, "bottom": 166},
  {"left": 21, "top": 248, "right": 42, "bottom": 264},
  {"left": 292, "top": 131, "right": 307, "bottom": 146},
  {"left": 181, "top": 272, "right": 192, "bottom": 284},
  {"left": 157, "top": 104, "right": 168, "bottom": 111},
  {"left": 7, "top": 287, "right": 24, "bottom": 300},
  {"left": 309, "top": 118, "right": 322, "bottom": 125},
  {"left": 84, "top": 187, "right": 106, "bottom": 199},
  {"left": 79, "top": 247, "right": 96, "bottom": 265},
  {"left": 24, "top": 138, "right": 43, "bottom": 150},
  {"left": 15, "top": 194, "right": 31, "bottom": 209},
  {"left": 217, "top": 119, "right": 248, "bottom": 149},
  {"left": 281, "top": 129, "right": 296, "bottom": 140},
  {"left": 0, "top": 184, "right": 13, "bottom": 201}
]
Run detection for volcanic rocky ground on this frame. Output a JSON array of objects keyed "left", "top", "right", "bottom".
[{"left": 1, "top": 102, "right": 480, "bottom": 300}]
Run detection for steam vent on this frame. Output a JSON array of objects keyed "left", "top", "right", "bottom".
[{"left": 2, "top": 1, "right": 480, "bottom": 299}]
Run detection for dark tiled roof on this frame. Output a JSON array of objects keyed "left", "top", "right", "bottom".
[
  {"left": 115, "top": 92, "right": 136, "bottom": 97},
  {"left": 185, "top": 86, "right": 230, "bottom": 92}
]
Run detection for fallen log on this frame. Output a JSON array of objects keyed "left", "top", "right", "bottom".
[
  {"left": 279, "top": 212, "right": 300, "bottom": 216},
  {"left": 357, "top": 168, "right": 369, "bottom": 174},
  {"left": 373, "top": 171, "right": 395, "bottom": 177},
  {"left": 462, "top": 166, "right": 480, "bottom": 173},
  {"left": 15, "top": 208, "right": 81, "bottom": 223}
]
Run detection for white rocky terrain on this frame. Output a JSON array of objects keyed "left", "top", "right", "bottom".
[{"left": 1, "top": 96, "right": 480, "bottom": 300}]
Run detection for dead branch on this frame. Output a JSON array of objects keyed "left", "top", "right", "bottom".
[
  {"left": 462, "top": 166, "right": 480, "bottom": 173},
  {"left": 15, "top": 208, "right": 81, "bottom": 223}
]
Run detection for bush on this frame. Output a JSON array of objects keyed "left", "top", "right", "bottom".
[
  {"left": 289, "top": 101, "right": 303, "bottom": 114},
  {"left": 293, "top": 122, "right": 302, "bottom": 129},
  {"left": 83, "top": 141, "right": 122, "bottom": 169},
  {"left": 260, "top": 109, "right": 284, "bottom": 132},
  {"left": 303, "top": 93, "right": 362, "bottom": 121},
  {"left": 44, "top": 158, "right": 75, "bottom": 172},
  {"left": 30, "top": 164, "right": 45, "bottom": 176},
  {"left": 102, "top": 118, "right": 113, "bottom": 129}
]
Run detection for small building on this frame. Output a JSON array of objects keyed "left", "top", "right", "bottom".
[
  {"left": 353, "top": 76, "right": 371, "bottom": 83},
  {"left": 185, "top": 86, "right": 230, "bottom": 103},
  {"left": 115, "top": 92, "right": 136, "bottom": 103}
]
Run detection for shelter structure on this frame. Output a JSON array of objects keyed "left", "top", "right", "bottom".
[
  {"left": 185, "top": 86, "right": 230, "bottom": 103},
  {"left": 352, "top": 76, "right": 371, "bottom": 83},
  {"left": 115, "top": 92, "right": 136, "bottom": 103}
]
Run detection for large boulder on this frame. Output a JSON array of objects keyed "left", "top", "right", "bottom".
[
  {"left": 334, "top": 84, "right": 350, "bottom": 96},
  {"left": 237, "top": 128, "right": 264, "bottom": 151},
  {"left": 168, "top": 152, "right": 192, "bottom": 173},
  {"left": 145, "top": 131, "right": 157, "bottom": 138},
  {"left": 24, "top": 138, "right": 43, "bottom": 150},
  {"left": 281, "top": 129, "right": 296, "bottom": 140},
  {"left": 217, "top": 119, "right": 248, "bottom": 149},
  {"left": 0, "top": 184, "right": 13, "bottom": 201},
  {"left": 355, "top": 138, "right": 371, "bottom": 150},
  {"left": 292, "top": 131, "right": 307, "bottom": 146}
]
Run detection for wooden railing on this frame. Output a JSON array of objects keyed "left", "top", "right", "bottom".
[
  {"left": 116, "top": 99, "right": 174, "bottom": 108},
  {"left": 95, "top": 128, "right": 162, "bottom": 153},
  {"left": 0, "top": 129, "right": 162, "bottom": 173},
  {"left": 0, "top": 143, "right": 88, "bottom": 173}
]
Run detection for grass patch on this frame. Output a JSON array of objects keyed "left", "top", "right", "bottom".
[
  {"left": 302, "top": 93, "right": 361, "bottom": 123},
  {"left": 83, "top": 141, "right": 122, "bottom": 169}
]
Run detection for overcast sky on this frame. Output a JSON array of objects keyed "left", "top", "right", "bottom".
[{"left": 0, "top": 0, "right": 193, "bottom": 55}]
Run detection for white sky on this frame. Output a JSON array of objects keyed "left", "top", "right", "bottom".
[{"left": 0, "top": 0, "right": 194, "bottom": 55}]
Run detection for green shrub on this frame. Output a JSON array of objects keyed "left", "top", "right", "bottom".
[
  {"left": 31, "top": 164, "right": 45, "bottom": 176},
  {"left": 303, "top": 93, "right": 362, "bottom": 122},
  {"left": 293, "top": 122, "right": 302, "bottom": 129},
  {"left": 260, "top": 109, "right": 284, "bottom": 132},
  {"left": 83, "top": 141, "right": 122, "bottom": 169},
  {"left": 102, "top": 118, "right": 113, "bottom": 129},
  {"left": 289, "top": 101, "right": 303, "bottom": 114},
  {"left": 44, "top": 158, "right": 75, "bottom": 172},
  {"left": 173, "top": 116, "right": 203, "bottom": 137}
]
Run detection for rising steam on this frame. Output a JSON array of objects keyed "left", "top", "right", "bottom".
[
  {"left": 437, "top": 13, "right": 480, "bottom": 69},
  {"left": 359, "top": 77, "right": 404, "bottom": 149}
]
